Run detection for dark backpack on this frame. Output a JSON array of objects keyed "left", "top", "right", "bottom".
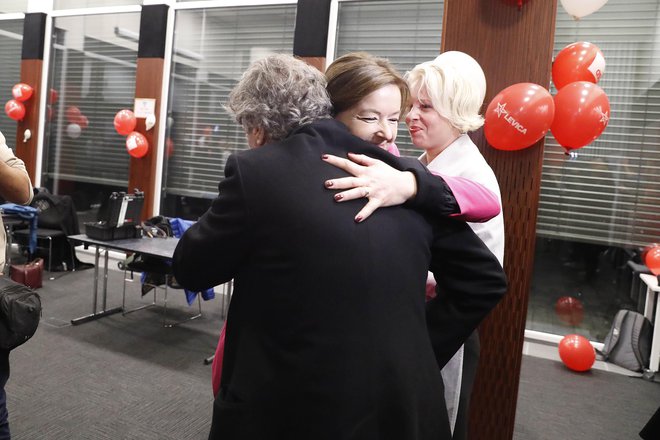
[
  {"left": 0, "top": 277, "right": 42, "bottom": 350},
  {"left": 599, "top": 309, "right": 652, "bottom": 372}
]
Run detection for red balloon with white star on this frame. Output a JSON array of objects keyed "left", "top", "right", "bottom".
[
  {"left": 550, "top": 81, "right": 610, "bottom": 151},
  {"left": 485, "top": 83, "right": 555, "bottom": 151}
]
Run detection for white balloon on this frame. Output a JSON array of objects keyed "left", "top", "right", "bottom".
[
  {"left": 66, "top": 123, "right": 82, "bottom": 139},
  {"left": 145, "top": 114, "right": 156, "bottom": 131},
  {"left": 560, "top": 0, "right": 608, "bottom": 19}
]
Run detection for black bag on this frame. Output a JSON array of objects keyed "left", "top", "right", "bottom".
[
  {"left": 599, "top": 309, "right": 652, "bottom": 372},
  {"left": 0, "top": 277, "right": 42, "bottom": 350}
]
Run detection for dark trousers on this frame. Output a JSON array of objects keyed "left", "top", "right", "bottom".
[
  {"left": 640, "top": 406, "right": 660, "bottom": 440},
  {"left": 452, "top": 331, "right": 479, "bottom": 440},
  {"left": 0, "top": 349, "right": 9, "bottom": 440}
]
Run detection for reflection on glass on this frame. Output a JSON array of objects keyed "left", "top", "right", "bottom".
[
  {"left": 162, "top": 5, "right": 296, "bottom": 220},
  {"left": 43, "top": 12, "right": 139, "bottom": 225}
]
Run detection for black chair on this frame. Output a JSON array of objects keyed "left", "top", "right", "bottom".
[{"left": 11, "top": 189, "right": 82, "bottom": 276}]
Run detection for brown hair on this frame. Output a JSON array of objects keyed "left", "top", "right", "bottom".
[{"left": 325, "top": 52, "right": 409, "bottom": 118}]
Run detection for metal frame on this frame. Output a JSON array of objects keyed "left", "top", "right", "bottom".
[{"left": 121, "top": 265, "right": 203, "bottom": 328}]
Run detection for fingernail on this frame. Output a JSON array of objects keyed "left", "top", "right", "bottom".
[
  {"left": 334, "top": 194, "right": 343, "bottom": 201},
  {"left": 322, "top": 154, "right": 328, "bottom": 160},
  {"left": 355, "top": 216, "right": 363, "bottom": 223},
  {"left": 325, "top": 180, "right": 333, "bottom": 187}
]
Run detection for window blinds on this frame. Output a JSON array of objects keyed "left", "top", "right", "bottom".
[
  {"left": 44, "top": 13, "right": 139, "bottom": 187},
  {"left": 334, "top": 0, "right": 444, "bottom": 158},
  {"left": 163, "top": 5, "right": 296, "bottom": 200},
  {"left": 537, "top": 0, "right": 660, "bottom": 247},
  {"left": 0, "top": 20, "right": 23, "bottom": 143}
]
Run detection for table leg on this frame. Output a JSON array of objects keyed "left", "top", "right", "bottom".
[
  {"left": 643, "top": 284, "right": 656, "bottom": 322},
  {"left": 71, "top": 244, "right": 122, "bottom": 325}
]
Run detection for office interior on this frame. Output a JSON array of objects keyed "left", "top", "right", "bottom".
[{"left": 0, "top": 0, "right": 658, "bottom": 439}]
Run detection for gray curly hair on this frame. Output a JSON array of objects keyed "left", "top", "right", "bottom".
[{"left": 227, "top": 54, "right": 332, "bottom": 142}]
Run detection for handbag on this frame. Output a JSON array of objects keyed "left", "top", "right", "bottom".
[
  {"left": 0, "top": 276, "right": 41, "bottom": 350},
  {"left": 10, "top": 258, "right": 44, "bottom": 289}
]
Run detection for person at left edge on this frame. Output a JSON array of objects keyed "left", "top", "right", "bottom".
[
  {"left": 173, "top": 54, "right": 507, "bottom": 440},
  {"left": 0, "top": 130, "right": 34, "bottom": 440}
]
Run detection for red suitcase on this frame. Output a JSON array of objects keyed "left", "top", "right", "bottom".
[{"left": 10, "top": 258, "right": 44, "bottom": 289}]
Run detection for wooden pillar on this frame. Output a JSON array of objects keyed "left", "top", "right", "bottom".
[
  {"left": 128, "top": 4, "right": 169, "bottom": 220},
  {"left": 15, "top": 13, "right": 47, "bottom": 183},
  {"left": 440, "top": 1, "right": 558, "bottom": 439},
  {"left": 293, "top": 0, "right": 331, "bottom": 72}
]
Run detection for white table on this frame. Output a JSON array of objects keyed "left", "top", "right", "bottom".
[{"left": 640, "top": 273, "right": 660, "bottom": 373}]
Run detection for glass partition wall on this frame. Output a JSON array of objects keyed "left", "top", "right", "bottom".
[
  {"left": 42, "top": 12, "right": 140, "bottom": 223},
  {"left": 528, "top": 0, "right": 660, "bottom": 341},
  {"left": 160, "top": 4, "right": 296, "bottom": 219}
]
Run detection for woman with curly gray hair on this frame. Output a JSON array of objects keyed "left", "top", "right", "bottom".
[{"left": 227, "top": 53, "right": 332, "bottom": 146}]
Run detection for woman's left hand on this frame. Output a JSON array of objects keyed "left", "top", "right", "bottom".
[{"left": 322, "top": 153, "right": 417, "bottom": 222}]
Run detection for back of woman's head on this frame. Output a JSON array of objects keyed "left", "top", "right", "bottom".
[
  {"left": 406, "top": 51, "right": 486, "bottom": 133},
  {"left": 325, "top": 52, "right": 409, "bottom": 117},
  {"left": 227, "top": 53, "right": 332, "bottom": 142}
]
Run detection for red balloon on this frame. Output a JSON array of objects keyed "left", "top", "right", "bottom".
[
  {"left": 114, "top": 109, "right": 137, "bottom": 136},
  {"left": 65, "top": 106, "right": 82, "bottom": 124},
  {"left": 126, "top": 131, "right": 149, "bottom": 158},
  {"left": 558, "top": 334, "right": 595, "bottom": 372},
  {"left": 5, "top": 99, "right": 26, "bottom": 121},
  {"left": 553, "top": 42, "right": 605, "bottom": 90},
  {"left": 485, "top": 83, "right": 555, "bottom": 151},
  {"left": 49, "top": 88, "right": 59, "bottom": 105},
  {"left": 78, "top": 115, "right": 89, "bottom": 129},
  {"left": 555, "top": 296, "right": 584, "bottom": 326},
  {"left": 645, "top": 245, "right": 660, "bottom": 276},
  {"left": 641, "top": 243, "right": 659, "bottom": 264},
  {"left": 12, "top": 83, "right": 34, "bottom": 102},
  {"left": 550, "top": 81, "right": 610, "bottom": 151}
]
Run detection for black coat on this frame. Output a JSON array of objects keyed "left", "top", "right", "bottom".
[{"left": 173, "top": 119, "right": 507, "bottom": 440}]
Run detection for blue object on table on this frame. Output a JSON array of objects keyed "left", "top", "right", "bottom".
[
  {"left": 0, "top": 203, "right": 38, "bottom": 254},
  {"left": 138, "top": 217, "right": 215, "bottom": 306}
]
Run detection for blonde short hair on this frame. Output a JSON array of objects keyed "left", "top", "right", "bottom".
[{"left": 405, "top": 51, "right": 486, "bottom": 133}]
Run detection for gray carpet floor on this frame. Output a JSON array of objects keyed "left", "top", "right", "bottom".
[
  {"left": 515, "top": 355, "right": 659, "bottom": 440},
  {"left": 5, "top": 262, "right": 660, "bottom": 439}
]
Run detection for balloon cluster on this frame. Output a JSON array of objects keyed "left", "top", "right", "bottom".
[
  {"left": 114, "top": 109, "right": 148, "bottom": 158},
  {"left": 4, "top": 83, "right": 34, "bottom": 121},
  {"left": 550, "top": 42, "right": 609, "bottom": 153},
  {"left": 485, "top": 41, "right": 610, "bottom": 155},
  {"left": 65, "top": 105, "right": 89, "bottom": 139}
]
